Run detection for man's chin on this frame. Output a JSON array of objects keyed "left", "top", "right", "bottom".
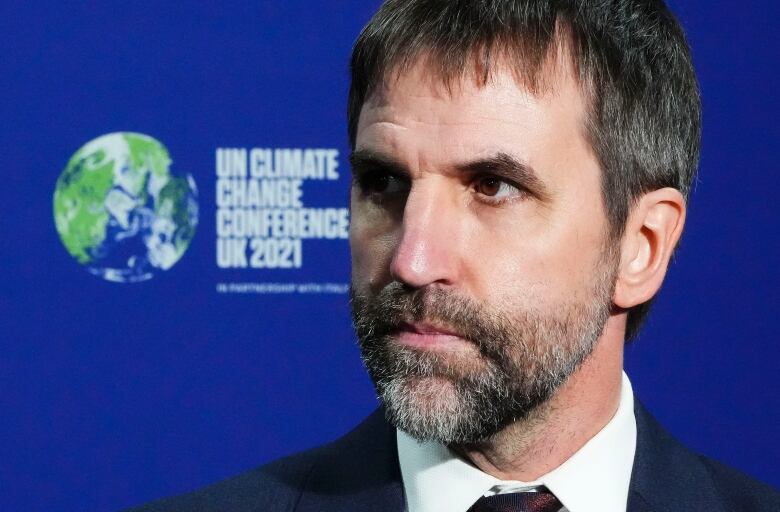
[
  {"left": 388, "top": 374, "right": 462, "bottom": 404},
  {"left": 377, "top": 374, "right": 506, "bottom": 444},
  {"left": 380, "top": 376, "right": 482, "bottom": 444}
]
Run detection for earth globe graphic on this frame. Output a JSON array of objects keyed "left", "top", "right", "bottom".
[{"left": 53, "top": 132, "right": 198, "bottom": 283}]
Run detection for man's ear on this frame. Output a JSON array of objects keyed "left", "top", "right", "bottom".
[{"left": 614, "top": 188, "right": 686, "bottom": 309}]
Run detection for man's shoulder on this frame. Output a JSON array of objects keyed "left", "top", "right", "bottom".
[
  {"left": 695, "top": 453, "right": 780, "bottom": 511},
  {"left": 125, "top": 407, "right": 403, "bottom": 512},
  {"left": 631, "top": 400, "right": 780, "bottom": 511},
  {"left": 125, "top": 449, "right": 318, "bottom": 512}
]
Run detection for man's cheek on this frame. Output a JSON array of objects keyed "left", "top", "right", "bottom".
[
  {"left": 350, "top": 240, "right": 384, "bottom": 293},
  {"left": 351, "top": 224, "right": 396, "bottom": 288}
]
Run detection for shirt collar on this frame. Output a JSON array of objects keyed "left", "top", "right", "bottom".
[{"left": 397, "top": 372, "right": 637, "bottom": 512}]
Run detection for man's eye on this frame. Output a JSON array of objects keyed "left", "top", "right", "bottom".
[
  {"left": 356, "top": 171, "right": 409, "bottom": 195},
  {"left": 474, "top": 176, "right": 523, "bottom": 200}
]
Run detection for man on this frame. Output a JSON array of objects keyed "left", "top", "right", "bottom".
[{"left": 133, "top": 0, "right": 779, "bottom": 510}]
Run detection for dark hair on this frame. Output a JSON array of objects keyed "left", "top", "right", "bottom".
[{"left": 347, "top": 0, "right": 701, "bottom": 340}]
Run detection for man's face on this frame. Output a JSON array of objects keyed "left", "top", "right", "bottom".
[{"left": 349, "top": 56, "right": 618, "bottom": 444}]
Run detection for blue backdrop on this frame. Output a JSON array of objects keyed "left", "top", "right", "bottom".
[{"left": 1, "top": 1, "right": 778, "bottom": 510}]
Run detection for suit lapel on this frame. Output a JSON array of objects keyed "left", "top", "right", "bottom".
[
  {"left": 628, "top": 401, "right": 727, "bottom": 512},
  {"left": 626, "top": 489, "right": 655, "bottom": 512},
  {"left": 296, "top": 408, "right": 405, "bottom": 512}
]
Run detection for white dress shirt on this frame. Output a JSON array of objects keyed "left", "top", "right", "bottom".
[{"left": 397, "top": 372, "right": 637, "bottom": 512}]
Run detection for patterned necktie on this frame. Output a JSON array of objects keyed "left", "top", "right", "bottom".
[{"left": 466, "top": 490, "right": 563, "bottom": 512}]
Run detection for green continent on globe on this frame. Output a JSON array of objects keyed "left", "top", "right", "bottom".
[
  {"left": 53, "top": 148, "right": 114, "bottom": 263},
  {"left": 53, "top": 132, "right": 198, "bottom": 282}
]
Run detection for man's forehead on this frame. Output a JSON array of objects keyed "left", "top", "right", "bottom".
[
  {"left": 356, "top": 51, "right": 589, "bottom": 156},
  {"left": 362, "top": 37, "right": 584, "bottom": 110}
]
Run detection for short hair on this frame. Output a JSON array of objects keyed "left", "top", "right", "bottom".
[{"left": 347, "top": 0, "right": 701, "bottom": 341}]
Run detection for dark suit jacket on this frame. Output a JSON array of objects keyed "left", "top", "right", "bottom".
[{"left": 130, "top": 401, "right": 779, "bottom": 511}]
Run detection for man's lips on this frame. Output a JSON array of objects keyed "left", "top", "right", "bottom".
[{"left": 393, "top": 321, "right": 470, "bottom": 349}]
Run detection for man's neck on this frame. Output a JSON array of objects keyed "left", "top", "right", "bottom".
[{"left": 451, "top": 321, "right": 625, "bottom": 481}]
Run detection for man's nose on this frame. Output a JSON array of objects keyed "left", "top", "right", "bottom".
[{"left": 389, "top": 184, "right": 461, "bottom": 288}]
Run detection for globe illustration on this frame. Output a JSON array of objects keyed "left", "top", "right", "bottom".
[{"left": 53, "top": 132, "right": 198, "bottom": 283}]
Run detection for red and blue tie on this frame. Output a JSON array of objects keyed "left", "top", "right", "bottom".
[{"left": 466, "top": 490, "right": 563, "bottom": 512}]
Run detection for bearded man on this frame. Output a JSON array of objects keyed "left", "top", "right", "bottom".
[{"left": 132, "top": 0, "right": 780, "bottom": 510}]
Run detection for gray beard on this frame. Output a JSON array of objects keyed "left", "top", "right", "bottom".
[{"left": 350, "top": 260, "right": 616, "bottom": 445}]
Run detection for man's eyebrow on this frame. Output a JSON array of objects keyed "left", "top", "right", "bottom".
[
  {"left": 456, "top": 152, "right": 551, "bottom": 201},
  {"left": 348, "top": 149, "right": 408, "bottom": 175},
  {"left": 349, "top": 149, "right": 551, "bottom": 200}
]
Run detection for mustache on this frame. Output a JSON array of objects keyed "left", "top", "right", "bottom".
[{"left": 350, "top": 282, "right": 514, "bottom": 357}]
